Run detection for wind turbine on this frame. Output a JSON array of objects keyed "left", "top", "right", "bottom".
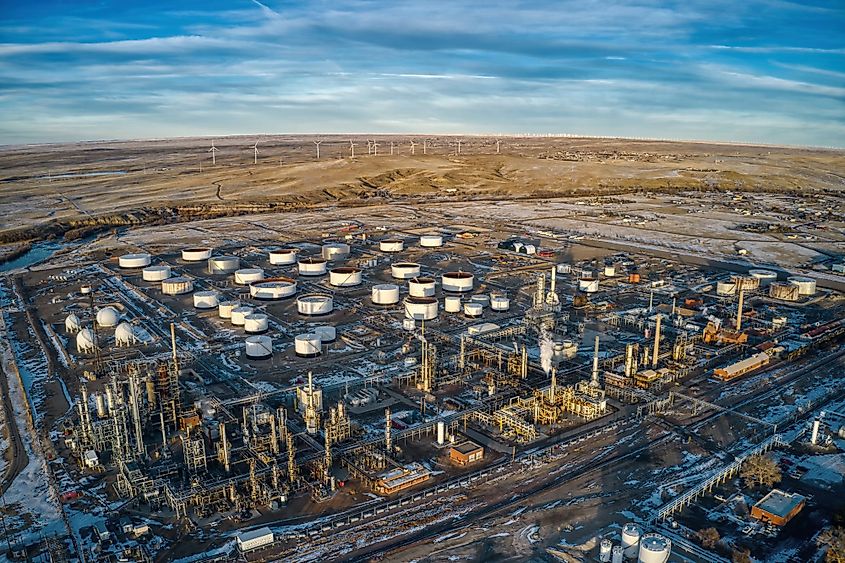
[
  {"left": 454, "top": 140, "right": 462, "bottom": 156},
  {"left": 423, "top": 139, "right": 428, "bottom": 155},
  {"left": 367, "top": 140, "right": 373, "bottom": 155},
  {"left": 349, "top": 140, "right": 357, "bottom": 158},
  {"left": 209, "top": 140, "right": 219, "bottom": 165},
  {"left": 372, "top": 141, "right": 380, "bottom": 156},
  {"left": 409, "top": 140, "right": 417, "bottom": 155},
  {"left": 389, "top": 141, "right": 395, "bottom": 155},
  {"left": 313, "top": 140, "right": 322, "bottom": 160},
  {"left": 252, "top": 141, "right": 260, "bottom": 165},
  {"left": 495, "top": 139, "right": 501, "bottom": 154}
]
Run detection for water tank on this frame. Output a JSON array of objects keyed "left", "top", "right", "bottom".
[
  {"left": 372, "top": 284, "right": 400, "bottom": 305},
  {"left": 298, "top": 257, "right": 328, "bottom": 276},
  {"left": 245, "top": 335, "right": 273, "bottom": 359},
  {"left": 65, "top": 313, "right": 81, "bottom": 333},
  {"left": 442, "top": 271, "right": 474, "bottom": 292},
  {"left": 464, "top": 302, "right": 483, "bottom": 318},
  {"left": 244, "top": 313, "right": 269, "bottom": 334},
  {"left": 787, "top": 275, "right": 816, "bottom": 296},
  {"left": 490, "top": 294, "right": 509, "bottom": 311},
  {"left": 391, "top": 262, "right": 421, "bottom": 279},
  {"left": 470, "top": 294, "right": 490, "bottom": 308},
  {"left": 161, "top": 277, "right": 193, "bottom": 295},
  {"left": 76, "top": 328, "right": 96, "bottom": 353},
  {"left": 142, "top": 265, "right": 171, "bottom": 281},
  {"left": 444, "top": 295, "right": 462, "bottom": 313},
  {"left": 322, "top": 242, "right": 351, "bottom": 261},
  {"left": 268, "top": 248, "right": 298, "bottom": 265},
  {"left": 114, "top": 322, "right": 136, "bottom": 346},
  {"left": 404, "top": 296, "right": 438, "bottom": 321},
  {"left": 621, "top": 523, "right": 642, "bottom": 559},
  {"left": 118, "top": 253, "right": 151, "bottom": 268},
  {"left": 250, "top": 278, "right": 297, "bottom": 299},
  {"left": 749, "top": 269, "right": 778, "bottom": 287},
  {"left": 96, "top": 306, "right": 120, "bottom": 327},
  {"left": 218, "top": 301, "right": 238, "bottom": 319},
  {"left": 611, "top": 545, "right": 624, "bottom": 563},
  {"left": 420, "top": 234, "right": 443, "bottom": 247},
  {"left": 297, "top": 294, "right": 333, "bottom": 316},
  {"left": 637, "top": 533, "right": 671, "bottom": 563},
  {"left": 313, "top": 326, "right": 336, "bottom": 343},
  {"left": 379, "top": 239, "right": 404, "bottom": 252},
  {"left": 599, "top": 539, "right": 613, "bottom": 563},
  {"left": 234, "top": 268, "right": 264, "bottom": 285},
  {"left": 231, "top": 306, "right": 254, "bottom": 326},
  {"left": 716, "top": 281, "right": 736, "bottom": 296},
  {"left": 208, "top": 255, "right": 240, "bottom": 274},
  {"left": 409, "top": 277, "right": 436, "bottom": 297},
  {"left": 193, "top": 291, "right": 218, "bottom": 309},
  {"left": 294, "top": 333, "right": 322, "bottom": 357},
  {"left": 182, "top": 247, "right": 212, "bottom": 261},
  {"left": 578, "top": 278, "right": 599, "bottom": 293},
  {"left": 329, "top": 267, "right": 362, "bottom": 287}
]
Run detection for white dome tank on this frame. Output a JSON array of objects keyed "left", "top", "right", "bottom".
[
  {"left": 96, "top": 306, "right": 120, "bottom": 328},
  {"left": 142, "top": 265, "right": 171, "bottom": 281},
  {"left": 788, "top": 275, "right": 816, "bottom": 296},
  {"left": 404, "top": 296, "right": 438, "bottom": 321},
  {"left": 637, "top": 533, "right": 671, "bottom": 563},
  {"left": 420, "top": 234, "right": 443, "bottom": 247},
  {"left": 294, "top": 333, "right": 322, "bottom": 357},
  {"left": 193, "top": 291, "right": 218, "bottom": 309},
  {"left": 218, "top": 301, "right": 238, "bottom": 319},
  {"left": 250, "top": 278, "right": 297, "bottom": 300},
  {"left": 182, "top": 247, "right": 212, "bottom": 261},
  {"left": 391, "top": 262, "right": 422, "bottom": 279},
  {"left": 76, "top": 328, "right": 96, "bottom": 353},
  {"left": 444, "top": 295, "right": 462, "bottom": 313},
  {"left": 245, "top": 335, "right": 273, "bottom": 359},
  {"left": 231, "top": 306, "right": 254, "bottom": 326},
  {"left": 442, "top": 271, "right": 474, "bottom": 292},
  {"left": 322, "top": 242, "right": 351, "bottom": 261},
  {"left": 208, "top": 255, "right": 240, "bottom": 274},
  {"left": 716, "top": 280, "right": 736, "bottom": 296},
  {"left": 470, "top": 294, "right": 490, "bottom": 308},
  {"left": 234, "top": 268, "right": 264, "bottom": 285},
  {"left": 464, "top": 302, "right": 483, "bottom": 317},
  {"left": 298, "top": 257, "right": 328, "bottom": 276},
  {"left": 297, "top": 294, "right": 333, "bottom": 316},
  {"left": 244, "top": 313, "right": 269, "bottom": 334},
  {"left": 621, "top": 523, "right": 642, "bottom": 559},
  {"left": 313, "top": 326, "right": 336, "bottom": 343},
  {"left": 579, "top": 277, "right": 599, "bottom": 293},
  {"left": 599, "top": 539, "right": 613, "bottom": 563},
  {"left": 408, "top": 277, "right": 436, "bottom": 297},
  {"left": 118, "top": 253, "right": 151, "bottom": 268},
  {"left": 65, "top": 313, "right": 81, "bottom": 333},
  {"left": 268, "top": 248, "right": 298, "bottom": 265},
  {"left": 490, "top": 294, "right": 510, "bottom": 311},
  {"left": 329, "top": 267, "right": 363, "bottom": 287},
  {"left": 379, "top": 239, "right": 404, "bottom": 252},
  {"left": 114, "top": 322, "right": 136, "bottom": 346},
  {"left": 372, "top": 284, "right": 400, "bottom": 305},
  {"left": 749, "top": 269, "right": 778, "bottom": 287},
  {"left": 161, "top": 277, "right": 193, "bottom": 295}
]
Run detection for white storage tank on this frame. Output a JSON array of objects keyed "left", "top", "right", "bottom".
[
  {"left": 76, "top": 328, "right": 96, "bottom": 353},
  {"left": 420, "top": 234, "right": 443, "bottom": 248},
  {"left": 600, "top": 539, "right": 613, "bottom": 563},
  {"left": 611, "top": 545, "right": 624, "bottom": 563},
  {"left": 408, "top": 277, "right": 436, "bottom": 297},
  {"left": 80, "top": 285, "right": 92, "bottom": 295},
  {"left": 579, "top": 277, "right": 599, "bottom": 293},
  {"left": 297, "top": 294, "right": 334, "bottom": 316},
  {"left": 557, "top": 264, "right": 572, "bottom": 274},
  {"left": 142, "top": 265, "right": 171, "bottom": 281},
  {"left": 65, "top": 313, "right": 81, "bottom": 333},
  {"left": 464, "top": 302, "right": 483, "bottom": 318},
  {"left": 372, "top": 284, "right": 400, "bottom": 305},
  {"left": 716, "top": 280, "right": 736, "bottom": 296},
  {"left": 162, "top": 277, "right": 193, "bottom": 295},
  {"left": 218, "top": 301, "right": 238, "bottom": 319},
  {"left": 118, "top": 253, "right": 151, "bottom": 268},
  {"left": 182, "top": 247, "right": 212, "bottom": 261},
  {"left": 749, "top": 269, "right": 778, "bottom": 287},
  {"left": 294, "top": 333, "right": 322, "bottom": 357},
  {"left": 208, "top": 255, "right": 240, "bottom": 274},
  {"left": 637, "top": 533, "right": 671, "bottom": 563},
  {"left": 404, "top": 296, "right": 438, "bottom": 321},
  {"left": 731, "top": 274, "right": 759, "bottom": 292},
  {"left": 391, "top": 262, "right": 422, "bottom": 279},
  {"left": 193, "top": 291, "right": 218, "bottom": 309},
  {"left": 559, "top": 340, "right": 578, "bottom": 360},
  {"left": 603, "top": 265, "right": 616, "bottom": 278},
  {"left": 442, "top": 271, "right": 474, "bottom": 292},
  {"left": 96, "top": 306, "right": 120, "bottom": 327},
  {"left": 268, "top": 248, "right": 298, "bottom": 265},
  {"left": 245, "top": 335, "right": 273, "bottom": 360},
  {"left": 788, "top": 275, "right": 817, "bottom": 296},
  {"left": 322, "top": 242, "right": 351, "bottom": 261},
  {"left": 244, "top": 313, "right": 269, "bottom": 334},
  {"left": 250, "top": 278, "right": 297, "bottom": 300},
  {"left": 114, "top": 322, "right": 136, "bottom": 346},
  {"left": 621, "top": 523, "right": 642, "bottom": 559},
  {"left": 231, "top": 306, "right": 254, "bottom": 326},
  {"left": 298, "top": 257, "right": 328, "bottom": 276},
  {"left": 444, "top": 295, "right": 462, "bottom": 313},
  {"left": 234, "top": 268, "right": 264, "bottom": 285},
  {"left": 329, "top": 267, "right": 363, "bottom": 287},
  {"left": 313, "top": 326, "right": 336, "bottom": 343},
  {"left": 490, "top": 294, "right": 510, "bottom": 311},
  {"left": 379, "top": 239, "right": 404, "bottom": 252},
  {"left": 470, "top": 294, "right": 490, "bottom": 308}
]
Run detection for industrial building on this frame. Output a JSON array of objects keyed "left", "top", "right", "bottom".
[{"left": 751, "top": 489, "right": 806, "bottom": 526}]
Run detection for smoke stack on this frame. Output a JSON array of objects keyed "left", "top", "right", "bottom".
[
  {"left": 385, "top": 407, "right": 392, "bottom": 451},
  {"left": 591, "top": 335, "right": 600, "bottom": 387},
  {"left": 624, "top": 343, "right": 635, "bottom": 377},
  {"left": 652, "top": 314, "right": 662, "bottom": 368},
  {"left": 736, "top": 289, "right": 745, "bottom": 331},
  {"left": 811, "top": 418, "right": 821, "bottom": 445},
  {"left": 550, "top": 265, "right": 556, "bottom": 294}
]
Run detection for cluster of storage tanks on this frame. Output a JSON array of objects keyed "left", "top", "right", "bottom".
[
  {"left": 67, "top": 306, "right": 139, "bottom": 352},
  {"left": 596, "top": 523, "right": 671, "bottom": 563}
]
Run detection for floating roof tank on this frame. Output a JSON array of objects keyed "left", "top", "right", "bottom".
[
  {"left": 268, "top": 248, "right": 298, "bottom": 265},
  {"left": 420, "top": 234, "right": 443, "bottom": 247},
  {"left": 391, "top": 262, "right": 421, "bottom": 279},
  {"left": 142, "top": 265, "right": 171, "bottom": 281},
  {"left": 208, "top": 255, "right": 240, "bottom": 274},
  {"left": 408, "top": 277, "right": 436, "bottom": 297},
  {"left": 161, "top": 277, "right": 193, "bottom": 295},
  {"left": 298, "top": 257, "right": 328, "bottom": 276},
  {"left": 441, "top": 271, "right": 474, "bottom": 292},
  {"left": 118, "top": 253, "right": 151, "bottom": 268},
  {"left": 330, "top": 267, "right": 363, "bottom": 287},
  {"left": 404, "top": 296, "right": 438, "bottom": 320},
  {"left": 181, "top": 247, "right": 212, "bottom": 261},
  {"left": 234, "top": 268, "right": 264, "bottom": 285},
  {"left": 379, "top": 239, "right": 404, "bottom": 252},
  {"left": 250, "top": 278, "right": 297, "bottom": 299},
  {"left": 297, "top": 294, "right": 334, "bottom": 316}
]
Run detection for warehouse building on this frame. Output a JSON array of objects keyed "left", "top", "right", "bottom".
[
  {"left": 449, "top": 441, "right": 484, "bottom": 466},
  {"left": 751, "top": 489, "right": 805, "bottom": 526},
  {"left": 713, "top": 352, "right": 770, "bottom": 381}
]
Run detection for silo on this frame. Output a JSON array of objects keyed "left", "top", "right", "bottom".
[
  {"left": 637, "top": 533, "right": 671, "bottom": 563},
  {"left": 611, "top": 545, "right": 623, "bottom": 563},
  {"left": 599, "top": 539, "right": 612, "bottom": 563}
]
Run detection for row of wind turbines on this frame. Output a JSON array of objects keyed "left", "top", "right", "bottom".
[{"left": 205, "top": 137, "right": 504, "bottom": 166}]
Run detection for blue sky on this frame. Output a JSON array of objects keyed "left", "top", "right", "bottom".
[{"left": 0, "top": 1, "right": 843, "bottom": 146}]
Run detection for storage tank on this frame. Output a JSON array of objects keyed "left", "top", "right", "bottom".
[
  {"left": 313, "top": 326, "right": 336, "bottom": 343},
  {"left": 637, "top": 533, "right": 671, "bottom": 563},
  {"left": 557, "top": 264, "right": 572, "bottom": 274},
  {"left": 329, "top": 267, "right": 363, "bottom": 287},
  {"left": 628, "top": 272, "right": 641, "bottom": 284},
  {"left": 379, "top": 239, "right": 404, "bottom": 252},
  {"left": 731, "top": 275, "right": 759, "bottom": 292},
  {"left": 76, "top": 328, "right": 96, "bottom": 353},
  {"left": 297, "top": 294, "right": 333, "bottom": 316},
  {"left": 244, "top": 313, "right": 269, "bottom": 334},
  {"left": 162, "top": 277, "right": 193, "bottom": 295},
  {"left": 603, "top": 265, "right": 616, "bottom": 278},
  {"left": 245, "top": 335, "right": 273, "bottom": 360},
  {"left": 404, "top": 296, "right": 438, "bottom": 321},
  {"left": 65, "top": 313, "right": 81, "bottom": 333},
  {"left": 578, "top": 277, "right": 599, "bottom": 293},
  {"left": 436, "top": 420, "right": 446, "bottom": 445},
  {"left": 559, "top": 340, "right": 578, "bottom": 359},
  {"left": 470, "top": 294, "right": 490, "bottom": 308},
  {"left": 716, "top": 281, "right": 736, "bottom": 296},
  {"left": 444, "top": 295, "right": 462, "bottom": 313},
  {"left": 442, "top": 271, "right": 474, "bottom": 292},
  {"left": 114, "top": 322, "right": 136, "bottom": 346},
  {"left": 268, "top": 248, "right": 298, "bottom": 265},
  {"left": 322, "top": 242, "right": 351, "bottom": 261},
  {"left": 118, "top": 253, "right": 151, "bottom": 268},
  {"left": 391, "top": 262, "right": 422, "bottom": 279},
  {"left": 420, "top": 234, "right": 443, "bottom": 247},
  {"left": 490, "top": 294, "right": 510, "bottom": 311},
  {"left": 182, "top": 247, "right": 212, "bottom": 261},
  {"left": 298, "top": 257, "right": 328, "bottom": 276},
  {"left": 294, "top": 333, "right": 322, "bottom": 357},
  {"left": 142, "top": 265, "right": 171, "bottom": 281},
  {"left": 599, "top": 539, "right": 613, "bottom": 563},
  {"left": 193, "top": 291, "right": 218, "bottom": 309},
  {"left": 231, "top": 306, "right": 254, "bottom": 326},
  {"left": 788, "top": 275, "right": 817, "bottom": 296},
  {"left": 96, "top": 306, "right": 120, "bottom": 328},
  {"left": 749, "top": 269, "right": 778, "bottom": 287},
  {"left": 208, "top": 255, "right": 240, "bottom": 274},
  {"left": 621, "top": 523, "right": 642, "bottom": 559},
  {"left": 611, "top": 545, "right": 624, "bottom": 563},
  {"left": 409, "top": 277, "right": 436, "bottom": 297},
  {"left": 464, "top": 302, "right": 483, "bottom": 318},
  {"left": 770, "top": 282, "right": 799, "bottom": 301},
  {"left": 234, "top": 268, "right": 264, "bottom": 285},
  {"left": 372, "top": 284, "right": 400, "bottom": 305},
  {"left": 218, "top": 301, "right": 238, "bottom": 319},
  {"left": 95, "top": 394, "right": 107, "bottom": 418},
  {"left": 80, "top": 285, "right": 92, "bottom": 295},
  {"left": 250, "top": 277, "right": 297, "bottom": 300}
]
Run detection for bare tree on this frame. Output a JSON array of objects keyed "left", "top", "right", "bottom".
[
  {"left": 740, "top": 455, "right": 781, "bottom": 488},
  {"left": 697, "top": 527, "right": 720, "bottom": 549},
  {"left": 818, "top": 526, "right": 845, "bottom": 563},
  {"left": 732, "top": 548, "right": 752, "bottom": 563}
]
